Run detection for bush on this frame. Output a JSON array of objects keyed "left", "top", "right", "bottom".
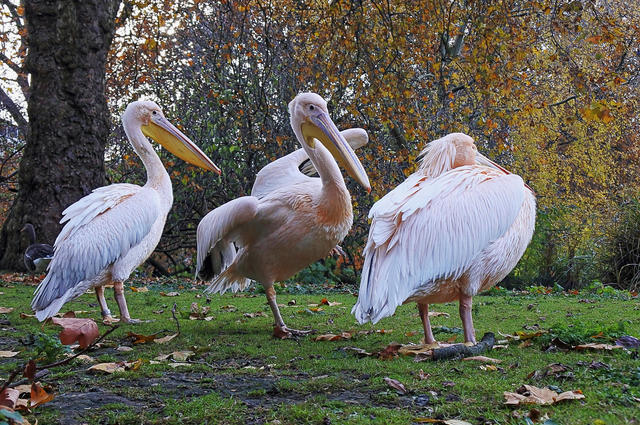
[{"left": 602, "top": 199, "right": 640, "bottom": 292}]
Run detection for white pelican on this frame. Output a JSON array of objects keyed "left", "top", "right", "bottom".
[
  {"left": 31, "top": 100, "right": 220, "bottom": 323},
  {"left": 21, "top": 223, "right": 54, "bottom": 273},
  {"left": 196, "top": 92, "right": 370, "bottom": 338},
  {"left": 352, "top": 133, "right": 535, "bottom": 344}
]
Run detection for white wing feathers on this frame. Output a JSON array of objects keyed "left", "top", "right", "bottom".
[
  {"left": 196, "top": 196, "right": 258, "bottom": 289},
  {"left": 251, "top": 150, "right": 313, "bottom": 200},
  {"left": 353, "top": 167, "right": 526, "bottom": 324},
  {"left": 32, "top": 184, "right": 160, "bottom": 318}
]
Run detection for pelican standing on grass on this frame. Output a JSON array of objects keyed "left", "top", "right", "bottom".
[
  {"left": 31, "top": 100, "right": 220, "bottom": 323},
  {"left": 352, "top": 133, "right": 535, "bottom": 344},
  {"left": 196, "top": 92, "right": 370, "bottom": 338}
]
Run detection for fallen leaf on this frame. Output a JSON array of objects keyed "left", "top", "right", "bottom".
[
  {"left": 428, "top": 311, "right": 450, "bottom": 318},
  {"left": 243, "top": 311, "right": 267, "bottom": 318},
  {"left": 384, "top": 377, "right": 407, "bottom": 394},
  {"left": 160, "top": 291, "right": 179, "bottom": 297},
  {"left": 418, "top": 369, "right": 430, "bottom": 380},
  {"left": 479, "top": 364, "right": 498, "bottom": 371},
  {"left": 0, "top": 307, "right": 14, "bottom": 314},
  {"left": 378, "top": 343, "right": 402, "bottom": 360},
  {"left": 12, "top": 386, "right": 30, "bottom": 396},
  {"left": 128, "top": 331, "right": 160, "bottom": 344},
  {"left": 155, "top": 333, "right": 179, "bottom": 344},
  {"left": 19, "top": 313, "right": 35, "bottom": 319},
  {"left": 116, "top": 346, "right": 133, "bottom": 352},
  {"left": 23, "top": 360, "right": 36, "bottom": 382},
  {"left": 153, "top": 309, "right": 164, "bottom": 314},
  {"left": 220, "top": 305, "right": 237, "bottom": 312},
  {"left": 130, "top": 286, "right": 149, "bottom": 293},
  {"left": 167, "top": 362, "right": 191, "bottom": 368},
  {"left": 74, "top": 354, "right": 95, "bottom": 363},
  {"left": 504, "top": 384, "right": 584, "bottom": 405},
  {"left": 0, "top": 388, "right": 19, "bottom": 409},
  {"left": 0, "top": 351, "right": 18, "bottom": 358},
  {"left": 88, "top": 360, "right": 141, "bottom": 374},
  {"left": 50, "top": 317, "right": 99, "bottom": 348},
  {"left": 171, "top": 350, "right": 194, "bottom": 361},
  {"left": 315, "top": 332, "right": 352, "bottom": 341},
  {"left": 574, "top": 343, "right": 622, "bottom": 351},
  {"left": 463, "top": 356, "right": 502, "bottom": 363},
  {"left": 405, "top": 331, "right": 418, "bottom": 337},
  {"left": 30, "top": 382, "right": 54, "bottom": 408}
]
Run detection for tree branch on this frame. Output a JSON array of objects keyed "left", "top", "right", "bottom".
[
  {"left": 0, "top": 86, "right": 27, "bottom": 133},
  {"left": 548, "top": 95, "right": 577, "bottom": 107}
]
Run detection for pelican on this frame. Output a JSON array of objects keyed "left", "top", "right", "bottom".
[
  {"left": 196, "top": 92, "right": 370, "bottom": 338},
  {"left": 21, "top": 223, "right": 54, "bottom": 273},
  {"left": 352, "top": 133, "right": 535, "bottom": 344},
  {"left": 31, "top": 100, "right": 220, "bottom": 323}
]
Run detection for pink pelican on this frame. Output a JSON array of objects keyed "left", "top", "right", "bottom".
[
  {"left": 32, "top": 100, "right": 220, "bottom": 323},
  {"left": 352, "top": 133, "right": 535, "bottom": 344},
  {"left": 196, "top": 92, "right": 370, "bottom": 338}
]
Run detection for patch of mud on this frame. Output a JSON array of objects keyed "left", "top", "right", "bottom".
[{"left": 33, "top": 370, "right": 420, "bottom": 425}]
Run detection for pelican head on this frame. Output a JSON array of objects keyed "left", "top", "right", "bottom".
[
  {"left": 288, "top": 93, "right": 370, "bottom": 191},
  {"left": 124, "top": 100, "right": 221, "bottom": 174},
  {"left": 419, "top": 132, "right": 517, "bottom": 178}
]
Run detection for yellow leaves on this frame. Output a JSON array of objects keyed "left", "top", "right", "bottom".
[{"left": 580, "top": 101, "right": 614, "bottom": 124}]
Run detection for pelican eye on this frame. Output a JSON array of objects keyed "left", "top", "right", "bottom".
[
  {"left": 152, "top": 110, "right": 158, "bottom": 115},
  {"left": 309, "top": 104, "right": 315, "bottom": 111}
]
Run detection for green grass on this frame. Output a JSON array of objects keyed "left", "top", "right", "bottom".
[{"left": 1, "top": 276, "right": 639, "bottom": 424}]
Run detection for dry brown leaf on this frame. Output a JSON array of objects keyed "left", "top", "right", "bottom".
[
  {"left": 13, "top": 386, "right": 31, "bottom": 396},
  {"left": 428, "top": 311, "right": 450, "bottom": 318},
  {"left": 128, "top": 331, "right": 160, "bottom": 344},
  {"left": 154, "top": 333, "right": 178, "bottom": 344},
  {"left": 88, "top": 360, "right": 141, "bottom": 374},
  {"left": 0, "top": 307, "right": 14, "bottom": 314},
  {"left": 50, "top": 317, "right": 99, "bottom": 349},
  {"left": 130, "top": 286, "right": 149, "bottom": 293},
  {"left": 30, "top": 382, "right": 54, "bottom": 408},
  {"left": 19, "top": 313, "right": 35, "bottom": 319},
  {"left": 479, "top": 364, "right": 498, "bottom": 371},
  {"left": 0, "top": 351, "right": 19, "bottom": 358},
  {"left": 116, "top": 346, "right": 133, "bottom": 352},
  {"left": 315, "top": 332, "right": 352, "bottom": 341},
  {"left": 243, "top": 311, "right": 267, "bottom": 318},
  {"left": 167, "top": 362, "right": 191, "bottom": 368},
  {"left": 220, "top": 305, "right": 237, "bottom": 311},
  {"left": 418, "top": 369, "right": 430, "bottom": 380},
  {"left": 23, "top": 360, "right": 36, "bottom": 381},
  {"left": 504, "top": 384, "right": 584, "bottom": 405},
  {"left": 415, "top": 421, "right": 472, "bottom": 425},
  {"left": 0, "top": 387, "right": 19, "bottom": 409},
  {"left": 171, "top": 350, "right": 194, "bottom": 361},
  {"left": 88, "top": 362, "right": 125, "bottom": 374},
  {"left": 159, "top": 291, "right": 179, "bottom": 297},
  {"left": 383, "top": 377, "right": 407, "bottom": 394},
  {"left": 463, "top": 356, "right": 502, "bottom": 363},
  {"left": 575, "top": 343, "right": 622, "bottom": 351}
]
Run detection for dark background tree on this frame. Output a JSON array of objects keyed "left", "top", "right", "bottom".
[{"left": 0, "top": 0, "right": 121, "bottom": 270}]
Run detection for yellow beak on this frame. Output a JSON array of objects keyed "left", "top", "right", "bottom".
[
  {"left": 142, "top": 115, "right": 221, "bottom": 174},
  {"left": 301, "top": 111, "right": 371, "bottom": 192}
]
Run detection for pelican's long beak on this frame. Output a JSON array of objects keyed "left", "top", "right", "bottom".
[
  {"left": 142, "top": 115, "right": 221, "bottom": 174},
  {"left": 301, "top": 112, "right": 371, "bottom": 192},
  {"left": 476, "top": 152, "right": 533, "bottom": 192}
]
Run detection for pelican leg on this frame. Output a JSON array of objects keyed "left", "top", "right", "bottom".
[
  {"left": 113, "top": 281, "right": 140, "bottom": 324},
  {"left": 95, "top": 286, "right": 116, "bottom": 324},
  {"left": 417, "top": 302, "right": 436, "bottom": 344},
  {"left": 459, "top": 294, "right": 476, "bottom": 344},
  {"left": 265, "top": 285, "right": 311, "bottom": 338}
]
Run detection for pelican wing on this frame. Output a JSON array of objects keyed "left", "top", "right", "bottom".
[
  {"left": 32, "top": 184, "right": 160, "bottom": 319},
  {"left": 353, "top": 167, "right": 527, "bottom": 324},
  {"left": 196, "top": 196, "right": 258, "bottom": 284},
  {"left": 251, "top": 150, "right": 313, "bottom": 200},
  {"left": 251, "top": 128, "right": 368, "bottom": 199}
]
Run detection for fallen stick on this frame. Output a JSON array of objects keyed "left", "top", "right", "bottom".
[{"left": 432, "top": 332, "right": 495, "bottom": 361}]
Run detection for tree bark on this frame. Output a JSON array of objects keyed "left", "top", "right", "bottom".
[{"left": 0, "top": 0, "right": 121, "bottom": 270}]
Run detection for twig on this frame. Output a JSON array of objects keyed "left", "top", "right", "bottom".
[{"left": 171, "top": 302, "right": 180, "bottom": 335}]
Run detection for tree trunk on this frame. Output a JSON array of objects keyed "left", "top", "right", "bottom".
[{"left": 0, "top": 0, "right": 121, "bottom": 270}]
